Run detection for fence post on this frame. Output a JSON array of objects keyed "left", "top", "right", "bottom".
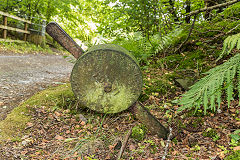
[
  {"left": 3, "top": 16, "right": 7, "bottom": 39},
  {"left": 23, "top": 22, "right": 28, "bottom": 41},
  {"left": 41, "top": 20, "right": 46, "bottom": 36}
]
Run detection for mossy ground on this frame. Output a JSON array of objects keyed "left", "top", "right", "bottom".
[{"left": 0, "top": 84, "right": 74, "bottom": 142}]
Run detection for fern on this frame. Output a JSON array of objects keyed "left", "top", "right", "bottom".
[
  {"left": 176, "top": 53, "right": 240, "bottom": 114},
  {"left": 152, "top": 28, "right": 185, "bottom": 54},
  {"left": 109, "top": 28, "right": 186, "bottom": 64},
  {"left": 218, "top": 33, "right": 240, "bottom": 60},
  {"left": 176, "top": 33, "right": 240, "bottom": 114}
]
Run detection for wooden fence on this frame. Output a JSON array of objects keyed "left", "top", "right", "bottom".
[
  {"left": 0, "top": 11, "right": 46, "bottom": 45},
  {"left": 0, "top": 11, "right": 31, "bottom": 42}
]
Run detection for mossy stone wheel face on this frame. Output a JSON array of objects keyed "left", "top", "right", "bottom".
[{"left": 71, "top": 44, "right": 142, "bottom": 113}]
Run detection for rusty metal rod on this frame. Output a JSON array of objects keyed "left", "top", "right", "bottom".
[{"left": 46, "top": 22, "right": 84, "bottom": 59}]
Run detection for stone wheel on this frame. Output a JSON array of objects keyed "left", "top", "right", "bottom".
[{"left": 70, "top": 44, "right": 142, "bottom": 113}]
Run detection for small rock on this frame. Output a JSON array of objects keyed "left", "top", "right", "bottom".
[
  {"left": 217, "top": 109, "right": 222, "bottom": 113},
  {"left": 174, "top": 78, "right": 194, "bottom": 91},
  {"left": 78, "top": 114, "right": 87, "bottom": 123}
]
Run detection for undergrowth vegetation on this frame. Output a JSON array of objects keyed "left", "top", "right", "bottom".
[
  {"left": 110, "top": 27, "right": 186, "bottom": 65},
  {"left": 0, "top": 41, "right": 66, "bottom": 55}
]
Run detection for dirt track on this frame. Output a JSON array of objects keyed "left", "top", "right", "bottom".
[{"left": 0, "top": 53, "right": 73, "bottom": 120}]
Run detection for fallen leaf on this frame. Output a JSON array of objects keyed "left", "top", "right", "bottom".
[
  {"left": 26, "top": 122, "right": 33, "bottom": 127},
  {"left": 80, "top": 121, "right": 86, "bottom": 125},
  {"left": 66, "top": 130, "right": 70, "bottom": 134},
  {"left": 233, "top": 146, "right": 240, "bottom": 151},
  {"left": 219, "top": 151, "right": 226, "bottom": 159},
  {"left": 105, "top": 154, "right": 111, "bottom": 159},
  {"left": 54, "top": 111, "right": 61, "bottom": 117},
  {"left": 55, "top": 135, "right": 64, "bottom": 140},
  {"left": 109, "top": 145, "right": 114, "bottom": 151},
  {"left": 129, "top": 144, "right": 136, "bottom": 150}
]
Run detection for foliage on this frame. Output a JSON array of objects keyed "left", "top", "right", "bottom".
[
  {"left": 131, "top": 125, "right": 147, "bottom": 141},
  {"left": 218, "top": 33, "right": 240, "bottom": 60},
  {"left": 202, "top": 128, "right": 220, "bottom": 141},
  {"left": 176, "top": 33, "right": 240, "bottom": 114},
  {"left": 0, "top": 41, "right": 55, "bottom": 54},
  {"left": 176, "top": 53, "right": 240, "bottom": 114},
  {"left": 225, "top": 151, "right": 240, "bottom": 160},
  {"left": 230, "top": 129, "right": 240, "bottom": 147},
  {"left": 96, "top": 0, "right": 206, "bottom": 38},
  {"left": 110, "top": 27, "right": 185, "bottom": 64},
  {"left": 222, "top": 2, "right": 240, "bottom": 19}
]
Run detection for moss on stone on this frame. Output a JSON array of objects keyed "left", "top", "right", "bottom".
[{"left": 82, "top": 81, "right": 135, "bottom": 113}]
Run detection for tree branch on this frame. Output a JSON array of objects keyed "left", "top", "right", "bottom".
[
  {"left": 117, "top": 126, "right": 133, "bottom": 160},
  {"left": 174, "top": 15, "right": 197, "bottom": 54},
  {"left": 208, "top": 23, "right": 240, "bottom": 42},
  {"left": 186, "top": 0, "right": 239, "bottom": 17}
]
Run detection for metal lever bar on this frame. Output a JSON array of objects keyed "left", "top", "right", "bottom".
[{"left": 46, "top": 22, "right": 84, "bottom": 59}]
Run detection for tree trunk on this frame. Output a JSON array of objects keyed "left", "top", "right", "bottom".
[
  {"left": 185, "top": 0, "right": 191, "bottom": 23},
  {"left": 187, "top": 0, "right": 238, "bottom": 18},
  {"left": 168, "top": 0, "right": 179, "bottom": 22}
]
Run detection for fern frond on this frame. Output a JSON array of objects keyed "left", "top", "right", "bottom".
[
  {"left": 177, "top": 53, "right": 240, "bottom": 113},
  {"left": 237, "top": 37, "right": 240, "bottom": 50},
  {"left": 152, "top": 28, "right": 184, "bottom": 54},
  {"left": 218, "top": 33, "right": 240, "bottom": 60}
]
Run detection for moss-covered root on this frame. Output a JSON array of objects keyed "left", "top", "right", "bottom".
[{"left": 129, "top": 102, "right": 169, "bottom": 139}]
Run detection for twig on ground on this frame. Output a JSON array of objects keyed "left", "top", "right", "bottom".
[
  {"left": 161, "top": 127, "right": 173, "bottom": 160},
  {"left": 117, "top": 126, "right": 133, "bottom": 160}
]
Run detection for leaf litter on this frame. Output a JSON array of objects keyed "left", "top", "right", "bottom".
[{"left": 0, "top": 68, "right": 239, "bottom": 159}]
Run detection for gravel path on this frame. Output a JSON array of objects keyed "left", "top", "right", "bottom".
[{"left": 0, "top": 53, "right": 74, "bottom": 120}]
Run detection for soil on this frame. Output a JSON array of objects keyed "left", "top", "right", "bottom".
[{"left": 0, "top": 52, "right": 74, "bottom": 121}]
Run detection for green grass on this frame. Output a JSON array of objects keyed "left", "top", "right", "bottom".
[{"left": 0, "top": 41, "right": 58, "bottom": 54}]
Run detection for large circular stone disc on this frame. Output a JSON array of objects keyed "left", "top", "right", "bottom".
[{"left": 71, "top": 44, "right": 142, "bottom": 113}]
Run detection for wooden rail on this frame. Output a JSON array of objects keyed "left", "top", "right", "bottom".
[{"left": 0, "top": 11, "right": 31, "bottom": 41}]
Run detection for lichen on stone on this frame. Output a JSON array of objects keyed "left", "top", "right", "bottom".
[{"left": 82, "top": 81, "right": 136, "bottom": 113}]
